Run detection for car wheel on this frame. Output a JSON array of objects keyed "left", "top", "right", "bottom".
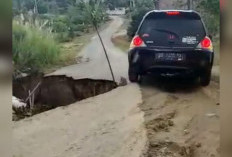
[
  {"left": 200, "top": 69, "right": 211, "bottom": 86},
  {"left": 138, "top": 75, "right": 144, "bottom": 84},
  {"left": 129, "top": 66, "right": 139, "bottom": 83},
  {"left": 129, "top": 73, "right": 139, "bottom": 82}
]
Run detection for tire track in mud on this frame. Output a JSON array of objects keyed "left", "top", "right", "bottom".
[{"left": 139, "top": 76, "right": 220, "bottom": 157}]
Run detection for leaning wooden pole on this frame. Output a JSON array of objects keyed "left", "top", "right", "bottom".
[{"left": 94, "top": 24, "right": 116, "bottom": 83}]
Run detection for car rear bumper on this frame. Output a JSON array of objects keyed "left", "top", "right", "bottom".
[{"left": 128, "top": 47, "right": 214, "bottom": 77}]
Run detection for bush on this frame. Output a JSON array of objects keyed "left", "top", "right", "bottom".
[
  {"left": 196, "top": 0, "right": 220, "bottom": 37},
  {"left": 127, "top": 0, "right": 155, "bottom": 39},
  {"left": 38, "top": 2, "right": 48, "bottom": 14},
  {"left": 52, "top": 16, "right": 70, "bottom": 33},
  {"left": 55, "top": 32, "right": 71, "bottom": 42},
  {"left": 127, "top": 8, "right": 150, "bottom": 38},
  {"left": 13, "top": 23, "right": 61, "bottom": 74}
]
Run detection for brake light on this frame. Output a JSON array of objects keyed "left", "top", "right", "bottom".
[
  {"left": 166, "top": 11, "right": 180, "bottom": 16},
  {"left": 133, "top": 36, "right": 143, "bottom": 46},
  {"left": 197, "top": 36, "right": 213, "bottom": 51},
  {"left": 201, "top": 37, "right": 211, "bottom": 48},
  {"left": 130, "top": 35, "right": 146, "bottom": 49}
]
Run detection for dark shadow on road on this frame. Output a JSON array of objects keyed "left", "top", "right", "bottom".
[{"left": 140, "top": 75, "right": 201, "bottom": 93}]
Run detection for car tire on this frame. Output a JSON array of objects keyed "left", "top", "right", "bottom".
[
  {"left": 129, "top": 66, "right": 139, "bottom": 82},
  {"left": 200, "top": 69, "right": 211, "bottom": 86},
  {"left": 129, "top": 73, "right": 139, "bottom": 82},
  {"left": 138, "top": 75, "right": 144, "bottom": 84}
]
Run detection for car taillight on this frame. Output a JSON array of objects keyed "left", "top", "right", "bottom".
[
  {"left": 130, "top": 35, "right": 146, "bottom": 49},
  {"left": 166, "top": 11, "right": 180, "bottom": 16},
  {"left": 133, "top": 36, "right": 143, "bottom": 46},
  {"left": 201, "top": 37, "right": 211, "bottom": 48},
  {"left": 198, "top": 36, "right": 213, "bottom": 51}
]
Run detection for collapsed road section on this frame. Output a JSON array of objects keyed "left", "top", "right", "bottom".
[{"left": 13, "top": 75, "right": 117, "bottom": 120}]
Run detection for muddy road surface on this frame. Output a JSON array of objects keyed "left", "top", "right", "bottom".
[{"left": 140, "top": 76, "right": 219, "bottom": 157}]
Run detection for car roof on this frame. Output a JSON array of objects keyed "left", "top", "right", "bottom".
[{"left": 144, "top": 9, "right": 201, "bottom": 17}]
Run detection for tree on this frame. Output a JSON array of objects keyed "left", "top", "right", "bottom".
[
  {"left": 37, "top": 2, "right": 48, "bottom": 14},
  {"left": 173, "top": 0, "right": 219, "bottom": 36},
  {"left": 195, "top": 0, "right": 220, "bottom": 36}
]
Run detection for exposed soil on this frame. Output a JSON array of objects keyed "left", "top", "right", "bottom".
[
  {"left": 13, "top": 75, "right": 117, "bottom": 120},
  {"left": 139, "top": 76, "right": 220, "bottom": 157}
]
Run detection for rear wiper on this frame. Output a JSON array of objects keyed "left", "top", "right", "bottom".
[{"left": 152, "top": 29, "right": 179, "bottom": 38}]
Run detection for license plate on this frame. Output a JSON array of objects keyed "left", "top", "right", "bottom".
[{"left": 155, "top": 53, "right": 185, "bottom": 61}]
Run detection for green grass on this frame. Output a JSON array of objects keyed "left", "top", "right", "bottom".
[
  {"left": 13, "top": 19, "right": 112, "bottom": 75},
  {"left": 51, "top": 34, "right": 93, "bottom": 68},
  {"left": 44, "top": 20, "right": 112, "bottom": 73},
  {"left": 13, "top": 23, "right": 61, "bottom": 74}
]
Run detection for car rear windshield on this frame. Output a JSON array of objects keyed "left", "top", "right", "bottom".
[{"left": 138, "top": 12, "right": 206, "bottom": 48}]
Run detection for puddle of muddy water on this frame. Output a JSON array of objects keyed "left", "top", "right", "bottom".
[{"left": 13, "top": 75, "right": 117, "bottom": 120}]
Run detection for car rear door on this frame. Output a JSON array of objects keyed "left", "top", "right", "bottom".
[{"left": 138, "top": 11, "right": 207, "bottom": 49}]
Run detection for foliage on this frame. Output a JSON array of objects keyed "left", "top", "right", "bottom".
[
  {"left": 13, "top": 0, "right": 109, "bottom": 43},
  {"left": 127, "top": 0, "right": 155, "bottom": 38},
  {"left": 53, "top": 16, "right": 69, "bottom": 33},
  {"left": 81, "top": 0, "right": 108, "bottom": 27},
  {"left": 13, "top": 23, "right": 61, "bottom": 74},
  {"left": 37, "top": 2, "right": 49, "bottom": 14},
  {"left": 195, "top": 0, "right": 220, "bottom": 37},
  {"left": 12, "top": 0, "right": 109, "bottom": 75},
  {"left": 12, "top": 0, "right": 73, "bottom": 15},
  {"left": 51, "top": 16, "right": 72, "bottom": 42}
]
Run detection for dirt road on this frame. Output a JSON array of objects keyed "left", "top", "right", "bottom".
[
  {"left": 13, "top": 16, "right": 220, "bottom": 157},
  {"left": 140, "top": 77, "right": 220, "bottom": 157},
  {"left": 49, "top": 16, "right": 128, "bottom": 83},
  {"left": 13, "top": 84, "right": 147, "bottom": 157}
]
